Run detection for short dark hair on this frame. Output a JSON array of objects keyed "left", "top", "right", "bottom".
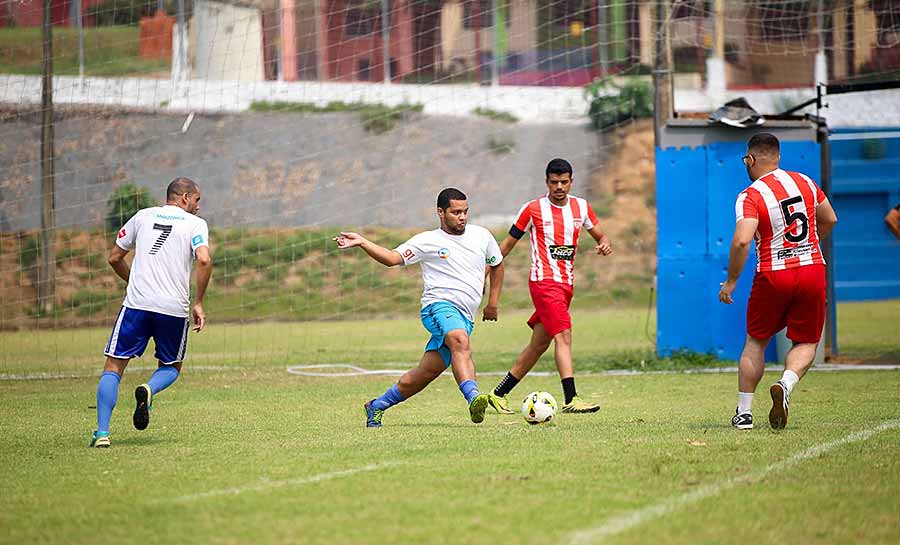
[
  {"left": 546, "top": 158, "right": 573, "bottom": 178},
  {"left": 747, "top": 133, "right": 780, "bottom": 159},
  {"left": 166, "top": 177, "right": 199, "bottom": 201},
  {"left": 437, "top": 187, "right": 467, "bottom": 211}
]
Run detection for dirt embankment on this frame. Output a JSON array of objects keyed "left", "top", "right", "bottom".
[{"left": 0, "top": 112, "right": 658, "bottom": 329}]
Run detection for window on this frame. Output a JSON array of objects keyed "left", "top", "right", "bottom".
[
  {"left": 463, "top": 0, "right": 491, "bottom": 30},
  {"left": 550, "top": 0, "right": 588, "bottom": 27},
  {"left": 345, "top": 6, "right": 379, "bottom": 36},
  {"left": 873, "top": 0, "right": 900, "bottom": 44},
  {"left": 672, "top": 1, "right": 710, "bottom": 19},
  {"left": 758, "top": 1, "right": 810, "bottom": 41},
  {"left": 358, "top": 58, "right": 371, "bottom": 80}
]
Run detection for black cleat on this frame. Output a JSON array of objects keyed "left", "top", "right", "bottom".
[
  {"left": 769, "top": 381, "right": 791, "bottom": 430},
  {"left": 133, "top": 384, "right": 152, "bottom": 431},
  {"left": 732, "top": 409, "right": 753, "bottom": 430}
]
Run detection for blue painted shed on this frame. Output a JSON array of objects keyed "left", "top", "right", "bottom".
[
  {"left": 829, "top": 128, "right": 900, "bottom": 301},
  {"left": 655, "top": 120, "right": 823, "bottom": 362}
]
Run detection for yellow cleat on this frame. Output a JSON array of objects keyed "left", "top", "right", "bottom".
[
  {"left": 488, "top": 393, "right": 515, "bottom": 415},
  {"left": 469, "top": 394, "right": 489, "bottom": 424},
  {"left": 561, "top": 396, "right": 600, "bottom": 413}
]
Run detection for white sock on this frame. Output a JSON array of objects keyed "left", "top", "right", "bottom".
[
  {"left": 737, "top": 392, "right": 754, "bottom": 414},
  {"left": 780, "top": 370, "right": 800, "bottom": 393}
]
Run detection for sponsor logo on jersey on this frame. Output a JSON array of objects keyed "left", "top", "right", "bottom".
[
  {"left": 192, "top": 235, "right": 204, "bottom": 246},
  {"left": 118, "top": 228, "right": 126, "bottom": 239},
  {"left": 438, "top": 247, "right": 450, "bottom": 259},
  {"left": 486, "top": 255, "right": 498, "bottom": 265},
  {"left": 776, "top": 243, "right": 815, "bottom": 260},
  {"left": 155, "top": 214, "right": 185, "bottom": 220},
  {"left": 548, "top": 245, "right": 575, "bottom": 261}
]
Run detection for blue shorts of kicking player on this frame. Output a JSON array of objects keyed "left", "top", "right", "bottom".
[
  {"left": 104, "top": 306, "right": 190, "bottom": 365},
  {"left": 420, "top": 301, "right": 474, "bottom": 367}
]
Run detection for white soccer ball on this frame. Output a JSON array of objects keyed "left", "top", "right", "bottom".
[{"left": 522, "top": 391, "right": 558, "bottom": 425}]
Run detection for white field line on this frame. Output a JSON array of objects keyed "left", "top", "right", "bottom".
[
  {"left": 562, "top": 418, "right": 900, "bottom": 545},
  {"left": 170, "top": 462, "right": 404, "bottom": 504},
  {"left": 0, "top": 365, "right": 244, "bottom": 381},
  {"left": 3, "top": 363, "right": 897, "bottom": 382},
  {"left": 284, "top": 363, "right": 900, "bottom": 378}
]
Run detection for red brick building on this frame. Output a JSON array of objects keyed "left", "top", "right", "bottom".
[{"left": 1, "top": 0, "right": 105, "bottom": 27}]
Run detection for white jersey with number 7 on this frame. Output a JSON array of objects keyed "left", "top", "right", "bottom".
[{"left": 115, "top": 204, "right": 210, "bottom": 318}]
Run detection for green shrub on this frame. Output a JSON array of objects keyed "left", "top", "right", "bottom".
[
  {"left": 487, "top": 134, "right": 515, "bottom": 154},
  {"left": 19, "top": 235, "right": 40, "bottom": 270},
  {"left": 66, "top": 289, "right": 109, "bottom": 316},
  {"left": 472, "top": 107, "right": 519, "bottom": 123},
  {"left": 584, "top": 77, "right": 653, "bottom": 131},
  {"left": 106, "top": 183, "right": 157, "bottom": 232}
]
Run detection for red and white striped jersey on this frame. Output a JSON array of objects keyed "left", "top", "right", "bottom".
[
  {"left": 510, "top": 194, "right": 600, "bottom": 285},
  {"left": 735, "top": 168, "right": 827, "bottom": 272}
]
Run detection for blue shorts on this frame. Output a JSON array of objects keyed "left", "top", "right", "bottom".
[
  {"left": 420, "top": 302, "right": 474, "bottom": 367},
  {"left": 104, "top": 307, "right": 190, "bottom": 364}
]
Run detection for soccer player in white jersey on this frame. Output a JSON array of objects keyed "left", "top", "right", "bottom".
[
  {"left": 719, "top": 134, "right": 837, "bottom": 430},
  {"left": 90, "top": 178, "right": 212, "bottom": 448},
  {"left": 487, "top": 158, "right": 613, "bottom": 415},
  {"left": 335, "top": 188, "right": 505, "bottom": 427}
]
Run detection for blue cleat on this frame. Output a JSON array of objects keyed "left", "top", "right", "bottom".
[
  {"left": 364, "top": 399, "right": 384, "bottom": 428},
  {"left": 90, "top": 431, "right": 110, "bottom": 448}
]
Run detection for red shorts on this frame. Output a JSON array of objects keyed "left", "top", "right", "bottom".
[
  {"left": 746, "top": 265, "right": 826, "bottom": 344},
  {"left": 527, "top": 281, "right": 574, "bottom": 337}
]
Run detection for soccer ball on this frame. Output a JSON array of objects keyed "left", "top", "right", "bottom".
[{"left": 522, "top": 391, "right": 557, "bottom": 425}]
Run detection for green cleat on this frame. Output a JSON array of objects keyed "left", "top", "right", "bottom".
[
  {"left": 469, "top": 394, "right": 489, "bottom": 424},
  {"left": 90, "top": 431, "right": 110, "bottom": 448},
  {"left": 488, "top": 392, "right": 515, "bottom": 415},
  {"left": 561, "top": 396, "right": 601, "bottom": 414},
  {"left": 133, "top": 384, "right": 153, "bottom": 431}
]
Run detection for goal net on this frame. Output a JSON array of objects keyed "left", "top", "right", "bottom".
[{"left": 0, "top": 0, "right": 898, "bottom": 375}]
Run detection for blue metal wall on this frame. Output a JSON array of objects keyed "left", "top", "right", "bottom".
[
  {"left": 830, "top": 128, "right": 900, "bottom": 301},
  {"left": 656, "top": 141, "right": 821, "bottom": 362}
]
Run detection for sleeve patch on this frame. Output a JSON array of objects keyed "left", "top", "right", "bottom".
[{"left": 192, "top": 234, "right": 204, "bottom": 246}]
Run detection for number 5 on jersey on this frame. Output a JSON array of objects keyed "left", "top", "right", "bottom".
[{"left": 779, "top": 196, "right": 808, "bottom": 243}]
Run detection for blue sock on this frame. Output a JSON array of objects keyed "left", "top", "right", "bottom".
[
  {"left": 96, "top": 371, "right": 121, "bottom": 434},
  {"left": 459, "top": 380, "right": 480, "bottom": 404},
  {"left": 372, "top": 384, "right": 405, "bottom": 411},
  {"left": 147, "top": 366, "right": 180, "bottom": 395}
]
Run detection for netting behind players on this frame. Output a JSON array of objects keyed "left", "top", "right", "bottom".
[{"left": 0, "top": 0, "right": 898, "bottom": 374}]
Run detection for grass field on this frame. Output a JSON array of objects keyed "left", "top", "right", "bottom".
[
  {"left": 1, "top": 304, "right": 899, "bottom": 545},
  {"left": 0, "top": 27, "right": 169, "bottom": 76}
]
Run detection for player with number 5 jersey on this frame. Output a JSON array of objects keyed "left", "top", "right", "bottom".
[
  {"left": 90, "top": 178, "right": 213, "bottom": 448},
  {"left": 719, "top": 133, "right": 838, "bottom": 431}
]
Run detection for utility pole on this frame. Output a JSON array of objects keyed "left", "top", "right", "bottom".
[
  {"left": 40, "top": 0, "right": 57, "bottom": 315},
  {"left": 653, "top": 0, "right": 674, "bottom": 147},
  {"left": 75, "top": 0, "right": 84, "bottom": 81},
  {"left": 597, "top": 0, "right": 607, "bottom": 77},
  {"left": 382, "top": 0, "right": 391, "bottom": 83},
  {"left": 491, "top": 0, "right": 499, "bottom": 86}
]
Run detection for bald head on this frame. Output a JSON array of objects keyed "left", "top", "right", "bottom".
[{"left": 166, "top": 177, "right": 199, "bottom": 202}]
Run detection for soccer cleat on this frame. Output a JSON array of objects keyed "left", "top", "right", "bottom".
[
  {"left": 364, "top": 400, "right": 384, "bottom": 428},
  {"left": 133, "top": 384, "right": 152, "bottom": 431},
  {"left": 90, "top": 431, "right": 110, "bottom": 448},
  {"left": 561, "top": 396, "right": 600, "bottom": 413},
  {"left": 769, "top": 380, "right": 791, "bottom": 430},
  {"left": 488, "top": 392, "right": 515, "bottom": 415},
  {"left": 732, "top": 409, "right": 753, "bottom": 430},
  {"left": 469, "top": 394, "right": 489, "bottom": 424}
]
